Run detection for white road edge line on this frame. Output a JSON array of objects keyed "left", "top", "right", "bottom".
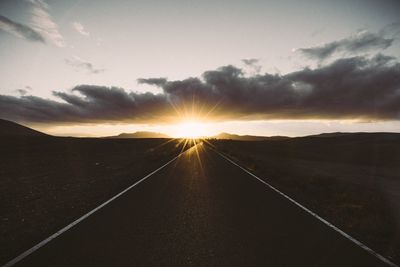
[
  {"left": 3, "top": 146, "right": 194, "bottom": 267},
  {"left": 213, "top": 148, "right": 398, "bottom": 267}
]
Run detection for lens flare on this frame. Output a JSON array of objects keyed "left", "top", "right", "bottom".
[{"left": 173, "top": 120, "right": 207, "bottom": 138}]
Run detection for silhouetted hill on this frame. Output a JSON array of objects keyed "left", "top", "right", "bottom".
[
  {"left": 307, "top": 132, "right": 356, "bottom": 138},
  {"left": 0, "top": 119, "right": 48, "bottom": 137},
  {"left": 105, "top": 131, "right": 170, "bottom": 139},
  {"left": 300, "top": 132, "right": 400, "bottom": 142},
  {"left": 212, "top": 132, "right": 290, "bottom": 141}
]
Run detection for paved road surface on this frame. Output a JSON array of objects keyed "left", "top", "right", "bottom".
[{"left": 13, "top": 143, "right": 389, "bottom": 266}]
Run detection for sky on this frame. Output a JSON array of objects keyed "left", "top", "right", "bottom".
[{"left": 0, "top": 0, "right": 400, "bottom": 137}]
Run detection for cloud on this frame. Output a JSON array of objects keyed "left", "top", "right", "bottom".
[
  {"left": 242, "top": 58, "right": 262, "bottom": 74},
  {"left": 0, "top": 86, "right": 168, "bottom": 123},
  {"left": 72, "top": 22, "right": 89, "bottom": 36},
  {"left": 242, "top": 58, "right": 259, "bottom": 65},
  {"left": 15, "top": 89, "right": 28, "bottom": 96},
  {"left": 1, "top": 54, "right": 400, "bottom": 124},
  {"left": 15, "top": 86, "right": 33, "bottom": 96},
  {"left": 383, "top": 21, "right": 400, "bottom": 36},
  {"left": 0, "top": 15, "right": 45, "bottom": 43},
  {"left": 297, "top": 30, "right": 394, "bottom": 61},
  {"left": 27, "top": 0, "right": 65, "bottom": 47},
  {"left": 137, "top": 78, "right": 168, "bottom": 87},
  {"left": 65, "top": 56, "right": 105, "bottom": 74}
]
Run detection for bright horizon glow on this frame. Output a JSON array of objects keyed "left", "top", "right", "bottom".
[
  {"left": 33, "top": 119, "right": 400, "bottom": 138},
  {"left": 171, "top": 120, "right": 209, "bottom": 138}
]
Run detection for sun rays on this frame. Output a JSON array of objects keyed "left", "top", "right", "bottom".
[
  {"left": 166, "top": 93, "right": 221, "bottom": 139},
  {"left": 129, "top": 98, "right": 217, "bottom": 174}
]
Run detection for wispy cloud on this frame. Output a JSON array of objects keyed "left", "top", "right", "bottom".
[
  {"left": 27, "top": 0, "right": 65, "bottom": 47},
  {"left": 15, "top": 86, "right": 33, "bottom": 96},
  {"left": 72, "top": 22, "right": 89, "bottom": 36},
  {"left": 137, "top": 78, "right": 167, "bottom": 86},
  {"left": 242, "top": 58, "right": 262, "bottom": 74},
  {"left": 296, "top": 30, "right": 394, "bottom": 61},
  {"left": 1, "top": 53, "right": 399, "bottom": 124},
  {"left": 0, "top": 15, "right": 45, "bottom": 43},
  {"left": 65, "top": 56, "right": 105, "bottom": 74}
]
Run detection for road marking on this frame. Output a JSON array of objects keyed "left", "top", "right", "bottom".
[
  {"left": 3, "top": 146, "right": 196, "bottom": 267},
  {"left": 213, "top": 148, "right": 398, "bottom": 267}
]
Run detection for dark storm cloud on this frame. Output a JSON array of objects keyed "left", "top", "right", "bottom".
[
  {"left": 0, "top": 15, "right": 45, "bottom": 43},
  {"left": 284, "top": 54, "right": 400, "bottom": 119},
  {"left": 0, "top": 85, "right": 168, "bottom": 123},
  {"left": 298, "top": 31, "right": 394, "bottom": 61},
  {"left": 1, "top": 54, "right": 400, "bottom": 124}
]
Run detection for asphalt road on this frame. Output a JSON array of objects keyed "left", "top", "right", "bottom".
[{"left": 12, "top": 143, "right": 390, "bottom": 266}]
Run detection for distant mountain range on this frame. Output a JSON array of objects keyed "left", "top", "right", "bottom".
[
  {"left": 1, "top": 118, "right": 399, "bottom": 142},
  {"left": 211, "top": 132, "right": 290, "bottom": 141},
  {"left": 104, "top": 131, "right": 170, "bottom": 139},
  {"left": 103, "top": 132, "right": 289, "bottom": 140},
  {"left": 0, "top": 121, "right": 288, "bottom": 140}
]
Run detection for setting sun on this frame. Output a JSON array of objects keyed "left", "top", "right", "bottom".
[{"left": 173, "top": 121, "right": 208, "bottom": 138}]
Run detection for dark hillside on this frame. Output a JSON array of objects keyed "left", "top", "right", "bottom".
[{"left": 0, "top": 119, "right": 48, "bottom": 137}]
